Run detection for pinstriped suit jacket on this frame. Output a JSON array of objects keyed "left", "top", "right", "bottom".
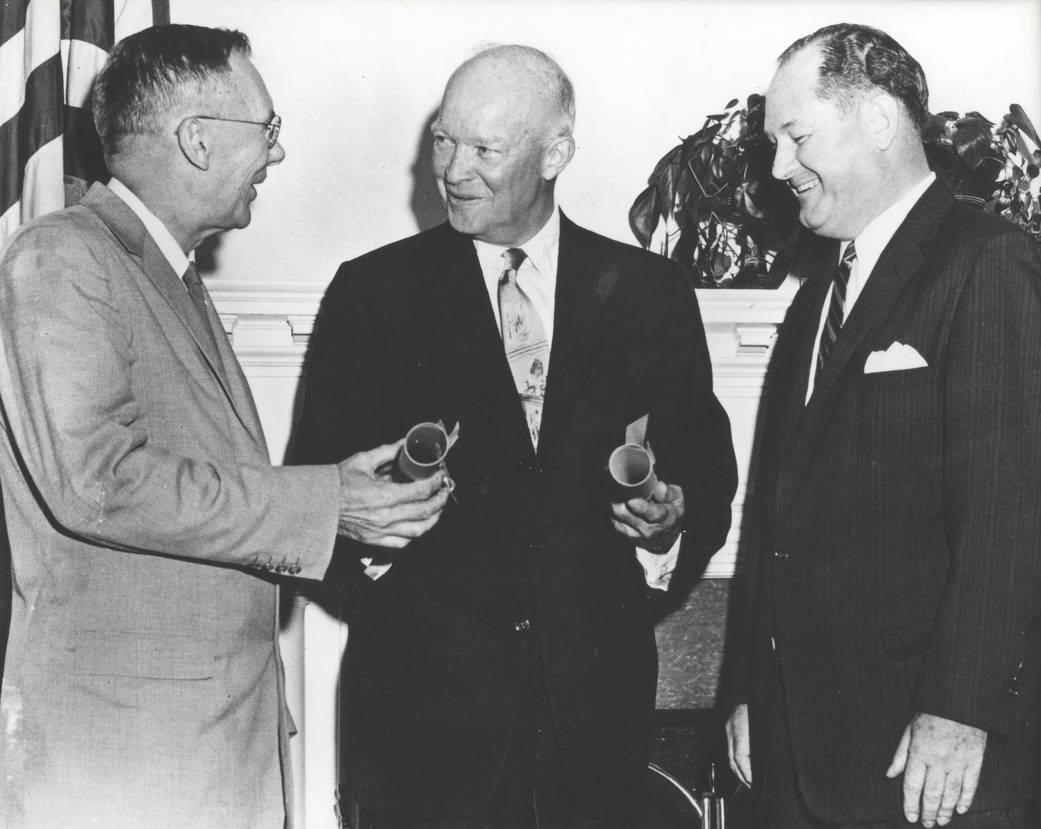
[
  {"left": 734, "top": 181, "right": 1041, "bottom": 822},
  {"left": 0, "top": 183, "right": 340, "bottom": 828}
]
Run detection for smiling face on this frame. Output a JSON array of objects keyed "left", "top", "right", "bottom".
[
  {"left": 765, "top": 47, "right": 884, "bottom": 241},
  {"left": 208, "top": 52, "right": 285, "bottom": 231},
  {"left": 430, "top": 56, "right": 569, "bottom": 246}
]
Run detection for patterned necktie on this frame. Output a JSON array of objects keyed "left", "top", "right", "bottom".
[
  {"left": 182, "top": 262, "right": 220, "bottom": 353},
  {"left": 498, "top": 248, "right": 549, "bottom": 449},
  {"left": 815, "top": 241, "right": 857, "bottom": 383}
]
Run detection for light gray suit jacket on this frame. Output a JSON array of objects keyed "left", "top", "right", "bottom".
[{"left": 0, "top": 183, "right": 340, "bottom": 828}]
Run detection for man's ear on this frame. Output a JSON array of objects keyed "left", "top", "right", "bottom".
[
  {"left": 542, "top": 135, "right": 575, "bottom": 181},
  {"left": 176, "top": 118, "right": 211, "bottom": 171},
  {"left": 863, "top": 92, "right": 900, "bottom": 151}
]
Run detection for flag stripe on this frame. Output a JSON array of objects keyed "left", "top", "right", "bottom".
[
  {"left": 0, "top": 51, "right": 63, "bottom": 217},
  {"left": 61, "top": 0, "right": 113, "bottom": 50},
  {"left": 0, "top": 199, "right": 20, "bottom": 242},
  {"left": 0, "top": 0, "right": 60, "bottom": 126},
  {"left": 114, "top": 0, "right": 158, "bottom": 43},
  {"left": 150, "top": 0, "right": 168, "bottom": 26},
  {"left": 61, "top": 37, "right": 108, "bottom": 107},
  {"left": 0, "top": 0, "right": 30, "bottom": 47},
  {"left": 63, "top": 105, "right": 107, "bottom": 183},
  {"left": 20, "top": 134, "right": 64, "bottom": 218},
  {"left": 0, "top": 25, "right": 27, "bottom": 125}
]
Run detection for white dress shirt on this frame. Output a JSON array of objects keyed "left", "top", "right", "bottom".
[
  {"left": 805, "top": 172, "right": 935, "bottom": 403},
  {"left": 107, "top": 178, "right": 192, "bottom": 278}
]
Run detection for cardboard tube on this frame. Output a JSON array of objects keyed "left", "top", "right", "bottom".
[
  {"left": 396, "top": 421, "right": 449, "bottom": 481},
  {"left": 608, "top": 443, "right": 658, "bottom": 500}
]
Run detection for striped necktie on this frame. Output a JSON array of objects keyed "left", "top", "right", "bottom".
[
  {"left": 498, "top": 248, "right": 549, "bottom": 449},
  {"left": 815, "top": 241, "right": 857, "bottom": 383}
]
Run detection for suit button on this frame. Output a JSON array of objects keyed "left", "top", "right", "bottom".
[
  {"left": 772, "top": 549, "right": 789, "bottom": 560},
  {"left": 514, "top": 618, "right": 532, "bottom": 633}
]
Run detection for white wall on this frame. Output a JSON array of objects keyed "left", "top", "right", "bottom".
[{"left": 172, "top": 0, "right": 1041, "bottom": 285}]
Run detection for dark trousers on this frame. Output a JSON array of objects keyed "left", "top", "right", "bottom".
[
  {"left": 759, "top": 663, "right": 1033, "bottom": 829},
  {"left": 354, "top": 638, "right": 632, "bottom": 829}
]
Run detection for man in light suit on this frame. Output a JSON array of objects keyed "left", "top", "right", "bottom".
[
  {"left": 0, "top": 25, "right": 448, "bottom": 828},
  {"left": 293, "top": 45, "right": 737, "bottom": 829},
  {"left": 725, "top": 23, "right": 1041, "bottom": 829}
]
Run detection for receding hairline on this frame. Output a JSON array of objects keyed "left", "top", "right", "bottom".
[{"left": 445, "top": 44, "right": 576, "bottom": 139}]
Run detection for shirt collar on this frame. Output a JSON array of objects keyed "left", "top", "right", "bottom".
[
  {"left": 107, "top": 177, "right": 191, "bottom": 277},
  {"left": 473, "top": 206, "right": 560, "bottom": 282},
  {"left": 846, "top": 171, "right": 935, "bottom": 276}
]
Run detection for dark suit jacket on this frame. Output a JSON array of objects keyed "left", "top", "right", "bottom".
[
  {"left": 730, "top": 182, "right": 1041, "bottom": 822},
  {"left": 294, "top": 215, "right": 737, "bottom": 819}
]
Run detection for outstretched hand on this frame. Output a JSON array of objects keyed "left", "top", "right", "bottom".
[{"left": 336, "top": 440, "right": 450, "bottom": 548}]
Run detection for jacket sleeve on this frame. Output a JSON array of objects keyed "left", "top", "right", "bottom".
[
  {"left": 912, "top": 230, "right": 1041, "bottom": 735},
  {"left": 651, "top": 263, "right": 738, "bottom": 599},
  {"left": 0, "top": 220, "right": 340, "bottom": 578}
]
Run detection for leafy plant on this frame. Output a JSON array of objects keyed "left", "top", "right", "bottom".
[
  {"left": 631, "top": 97, "right": 1041, "bottom": 288},
  {"left": 923, "top": 105, "right": 1041, "bottom": 241},
  {"left": 629, "top": 95, "right": 798, "bottom": 288}
]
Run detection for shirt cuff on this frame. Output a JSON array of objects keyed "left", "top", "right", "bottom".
[
  {"left": 635, "top": 535, "right": 682, "bottom": 591},
  {"left": 360, "top": 557, "right": 392, "bottom": 581}
]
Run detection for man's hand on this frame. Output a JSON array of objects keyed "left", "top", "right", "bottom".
[
  {"left": 610, "top": 481, "right": 684, "bottom": 554},
  {"left": 726, "top": 703, "right": 753, "bottom": 788},
  {"left": 886, "top": 712, "right": 987, "bottom": 827},
  {"left": 336, "top": 440, "right": 450, "bottom": 548}
]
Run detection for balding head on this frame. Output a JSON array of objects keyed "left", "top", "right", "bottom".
[
  {"left": 431, "top": 44, "right": 576, "bottom": 245},
  {"left": 447, "top": 44, "right": 575, "bottom": 141}
]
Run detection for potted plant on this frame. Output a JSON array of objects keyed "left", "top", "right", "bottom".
[{"left": 631, "top": 97, "right": 1041, "bottom": 288}]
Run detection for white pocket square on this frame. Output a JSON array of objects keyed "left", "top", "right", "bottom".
[{"left": 863, "top": 342, "right": 928, "bottom": 374}]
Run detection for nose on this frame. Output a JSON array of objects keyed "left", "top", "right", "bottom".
[
  {"left": 268, "top": 140, "right": 286, "bottom": 166},
  {"left": 771, "top": 140, "right": 795, "bottom": 182},
  {"left": 441, "top": 144, "right": 470, "bottom": 185}
]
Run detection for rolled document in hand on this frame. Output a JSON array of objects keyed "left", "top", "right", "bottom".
[
  {"left": 608, "top": 443, "right": 657, "bottom": 500},
  {"left": 396, "top": 421, "right": 454, "bottom": 481}
]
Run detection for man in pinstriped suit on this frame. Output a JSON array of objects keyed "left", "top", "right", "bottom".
[{"left": 726, "top": 23, "right": 1041, "bottom": 829}]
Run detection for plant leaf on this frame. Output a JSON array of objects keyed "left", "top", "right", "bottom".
[
  {"left": 629, "top": 184, "right": 662, "bottom": 248},
  {"left": 952, "top": 116, "right": 996, "bottom": 170},
  {"left": 1009, "top": 103, "right": 1041, "bottom": 146}
]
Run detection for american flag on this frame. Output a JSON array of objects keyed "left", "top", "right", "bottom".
[{"left": 0, "top": 0, "right": 170, "bottom": 244}]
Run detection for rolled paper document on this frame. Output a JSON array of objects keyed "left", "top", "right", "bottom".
[
  {"left": 396, "top": 421, "right": 451, "bottom": 481},
  {"left": 608, "top": 443, "right": 658, "bottom": 501}
]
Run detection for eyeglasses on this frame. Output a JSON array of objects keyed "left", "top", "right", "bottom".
[{"left": 191, "top": 113, "right": 282, "bottom": 148}]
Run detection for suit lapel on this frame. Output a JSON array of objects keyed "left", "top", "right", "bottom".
[
  {"left": 139, "top": 239, "right": 231, "bottom": 387},
  {"left": 201, "top": 284, "right": 268, "bottom": 451},
  {"left": 536, "top": 215, "right": 607, "bottom": 460},
  {"left": 83, "top": 184, "right": 265, "bottom": 448},
  {"left": 794, "top": 182, "right": 953, "bottom": 450},
  {"left": 420, "top": 225, "right": 534, "bottom": 457},
  {"left": 778, "top": 268, "right": 832, "bottom": 440}
]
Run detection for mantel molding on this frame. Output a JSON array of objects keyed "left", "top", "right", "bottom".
[{"left": 207, "top": 279, "right": 795, "bottom": 358}]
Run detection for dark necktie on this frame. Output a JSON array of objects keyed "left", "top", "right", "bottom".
[
  {"left": 815, "top": 241, "right": 857, "bottom": 383},
  {"left": 182, "top": 262, "right": 220, "bottom": 353},
  {"left": 498, "top": 248, "right": 549, "bottom": 449}
]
